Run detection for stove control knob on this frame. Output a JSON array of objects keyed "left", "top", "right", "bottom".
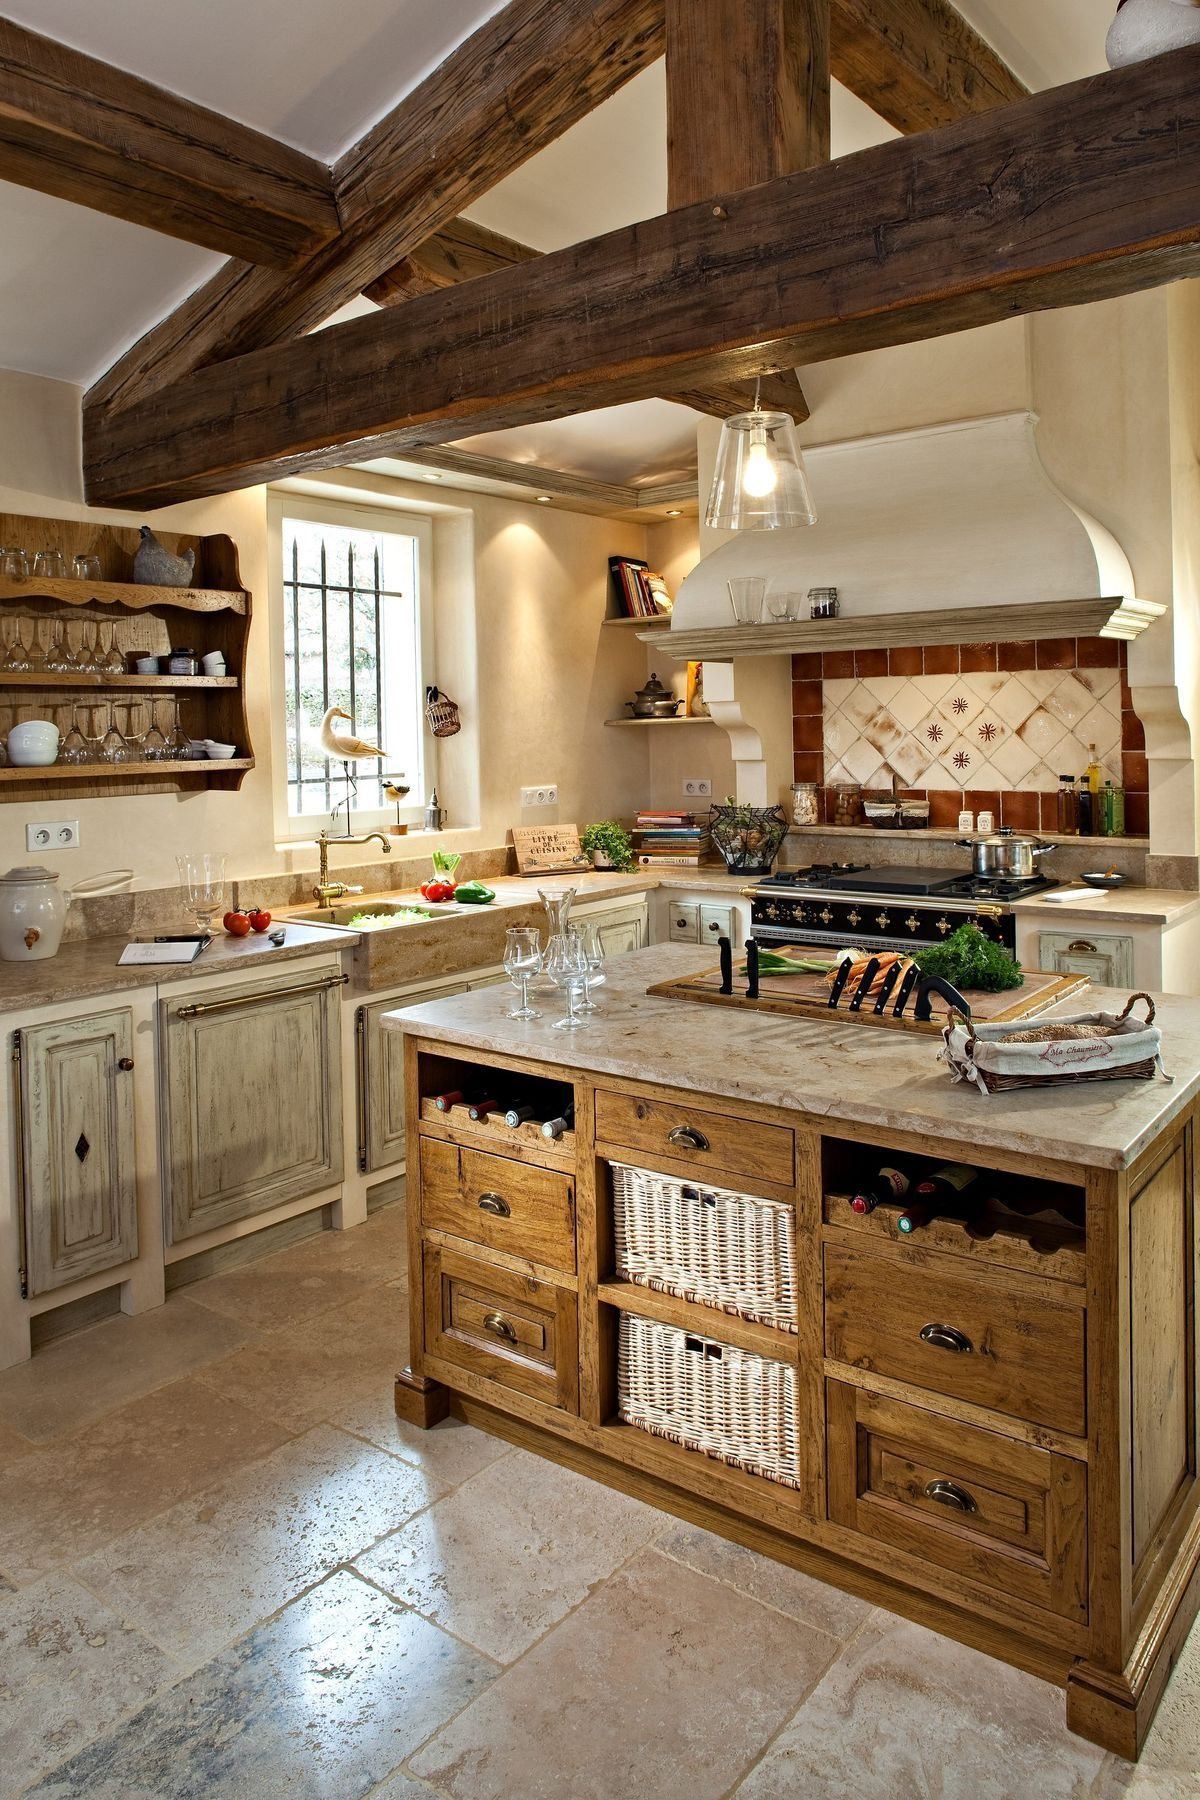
[
  {"left": 905, "top": 915, "right": 920, "bottom": 933},
  {"left": 936, "top": 916, "right": 951, "bottom": 936},
  {"left": 875, "top": 911, "right": 891, "bottom": 931},
  {"left": 819, "top": 907, "right": 833, "bottom": 925},
  {"left": 847, "top": 908, "right": 862, "bottom": 928}
]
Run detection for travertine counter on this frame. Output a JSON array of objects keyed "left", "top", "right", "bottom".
[{"left": 389, "top": 941, "right": 1200, "bottom": 1170}]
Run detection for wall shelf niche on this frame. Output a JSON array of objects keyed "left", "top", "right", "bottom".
[{"left": 0, "top": 515, "right": 253, "bottom": 801}]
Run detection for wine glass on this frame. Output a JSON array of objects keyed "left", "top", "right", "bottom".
[
  {"left": 99, "top": 620, "right": 124, "bottom": 675},
  {"left": 117, "top": 701, "right": 143, "bottom": 756},
  {"left": 2, "top": 619, "right": 30, "bottom": 672},
  {"left": 546, "top": 928, "right": 590, "bottom": 1031},
  {"left": 577, "top": 919, "right": 607, "bottom": 1012},
  {"left": 177, "top": 853, "right": 226, "bottom": 935},
  {"left": 75, "top": 619, "right": 101, "bottom": 674},
  {"left": 58, "top": 705, "right": 94, "bottom": 765},
  {"left": 163, "top": 697, "right": 187, "bottom": 760},
  {"left": 100, "top": 702, "right": 133, "bottom": 764},
  {"left": 140, "top": 702, "right": 169, "bottom": 762},
  {"left": 24, "top": 618, "right": 47, "bottom": 672},
  {"left": 503, "top": 926, "right": 542, "bottom": 1020}
]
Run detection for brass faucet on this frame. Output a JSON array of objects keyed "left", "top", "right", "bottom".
[{"left": 312, "top": 828, "right": 392, "bottom": 906}]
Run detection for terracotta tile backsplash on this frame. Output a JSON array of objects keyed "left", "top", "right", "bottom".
[{"left": 792, "top": 637, "right": 1148, "bottom": 835}]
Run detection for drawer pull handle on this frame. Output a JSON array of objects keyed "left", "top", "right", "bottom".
[
  {"left": 668, "top": 1125, "right": 710, "bottom": 1152},
  {"left": 477, "top": 1192, "right": 511, "bottom": 1217},
  {"left": 483, "top": 1311, "right": 518, "bottom": 1345},
  {"left": 924, "top": 1478, "right": 977, "bottom": 1514},
  {"left": 919, "top": 1322, "right": 973, "bottom": 1354},
  {"left": 1067, "top": 940, "right": 1097, "bottom": 955}
]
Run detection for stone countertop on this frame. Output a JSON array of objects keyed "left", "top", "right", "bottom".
[
  {"left": 387, "top": 942, "right": 1200, "bottom": 1171},
  {"left": 1011, "top": 886, "right": 1200, "bottom": 926},
  {"left": 0, "top": 919, "right": 357, "bottom": 1012}
]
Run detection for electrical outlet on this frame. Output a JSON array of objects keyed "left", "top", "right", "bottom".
[
  {"left": 520, "top": 785, "right": 558, "bottom": 807},
  {"left": 26, "top": 820, "right": 79, "bottom": 851},
  {"left": 683, "top": 778, "right": 712, "bottom": 799}
]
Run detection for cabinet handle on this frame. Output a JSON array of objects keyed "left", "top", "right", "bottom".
[
  {"left": 919, "top": 1322, "right": 973, "bottom": 1354},
  {"left": 923, "top": 1478, "right": 977, "bottom": 1514},
  {"left": 116, "top": 1056, "right": 134, "bottom": 1072},
  {"left": 483, "top": 1311, "right": 518, "bottom": 1345},
  {"left": 667, "top": 1125, "right": 710, "bottom": 1152},
  {"left": 174, "top": 972, "right": 347, "bottom": 1019},
  {"left": 1067, "top": 940, "right": 1097, "bottom": 955},
  {"left": 477, "top": 1192, "right": 511, "bottom": 1217}
]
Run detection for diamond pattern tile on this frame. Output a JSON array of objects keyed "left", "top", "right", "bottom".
[
  {"left": 1042, "top": 674, "right": 1098, "bottom": 731},
  {"left": 989, "top": 734, "right": 1041, "bottom": 786},
  {"left": 990, "top": 676, "right": 1039, "bottom": 728},
  {"left": 1077, "top": 702, "right": 1121, "bottom": 758},
  {"left": 935, "top": 687, "right": 985, "bottom": 730},
  {"left": 1018, "top": 709, "right": 1069, "bottom": 760}
]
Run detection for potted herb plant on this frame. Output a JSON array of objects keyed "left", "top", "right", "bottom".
[{"left": 581, "top": 820, "right": 635, "bottom": 871}]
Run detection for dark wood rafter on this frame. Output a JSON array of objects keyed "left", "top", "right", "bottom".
[
  {"left": 83, "top": 45, "right": 1200, "bottom": 511},
  {"left": 665, "top": 0, "right": 831, "bottom": 209},
  {"left": 830, "top": 0, "right": 1027, "bottom": 133},
  {"left": 86, "top": 0, "right": 665, "bottom": 413},
  {"left": 0, "top": 15, "right": 338, "bottom": 266},
  {"left": 366, "top": 215, "right": 811, "bottom": 424}
]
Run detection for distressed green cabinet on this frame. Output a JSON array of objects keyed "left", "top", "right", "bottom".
[
  {"left": 16, "top": 1009, "right": 138, "bottom": 1296},
  {"left": 1039, "top": 930, "right": 1136, "bottom": 989},
  {"left": 358, "top": 981, "right": 468, "bottom": 1173}
]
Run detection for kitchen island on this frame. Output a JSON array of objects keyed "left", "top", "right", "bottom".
[{"left": 388, "top": 944, "right": 1200, "bottom": 1760}]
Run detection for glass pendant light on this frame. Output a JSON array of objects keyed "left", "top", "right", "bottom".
[{"left": 705, "top": 380, "right": 817, "bottom": 531}]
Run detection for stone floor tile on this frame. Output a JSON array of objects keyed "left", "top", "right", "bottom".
[
  {"left": 77, "top": 1424, "right": 443, "bottom": 1663},
  {"left": 26, "top": 1569, "right": 496, "bottom": 1799},
  {"left": 333, "top": 1391, "right": 512, "bottom": 1488},
  {"left": 0, "top": 1569, "right": 177, "bottom": 1791},
  {"left": 1092, "top": 1611, "right": 1200, "bottom": 1797},
  {"left": 277, "top": 1202, "right": 410, "bottom": 1284},
  {"left": 0, "top": 1295, "right": 255, "bottom": 1442},
  {"left": 731, "top": 1611, "right": 1107, "bottom": 1799},
  {"left": 368, "top": 1772, "right": 442, "bottom": 1800},
  {"left": 357, "top": 1448, "right": 662, "bottom": 1663},
  {"left": 0, "top": 1418, "right": 34, "bottom": 1467},
  {"left": 657, "top": 1520, "right": 876, "bottom": 1640},
  {"left": 410, "top": 1546, "right": 840, "bottom": 1799},
  {"left": 181, "top": 1252, "right": 370, "bottom": 1332},
  {"left": 0, "top": 1377, "right": 290, "bottom": 1586},
  {"left": 196, "top": 1284, "right": 407, "bottom": 1434}
]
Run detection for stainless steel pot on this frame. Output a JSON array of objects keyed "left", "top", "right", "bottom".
[{"left": 958, "top": 828, "right": 1055, "bottom": 879}]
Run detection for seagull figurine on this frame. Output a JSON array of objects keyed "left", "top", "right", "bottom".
[{"left": 318, "top": 706, "right": 387, "bottom": 761}]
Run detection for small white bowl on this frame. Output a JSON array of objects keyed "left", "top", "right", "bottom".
[
  {"left": 205, "top": 741, "right": 237, "bottom": 759},
  {"left": 7, "top": 720, "right": 60, "bottom": 766},
  {"left": 200, "top": 654, "right": 226, "bottom": 675},
  {"left": 134, "top": 656, "right": 160, "bottom": 675}
]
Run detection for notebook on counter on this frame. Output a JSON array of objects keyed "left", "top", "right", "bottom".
[{"left": 118, "top": 935, "right": 212, "bottom": 965}]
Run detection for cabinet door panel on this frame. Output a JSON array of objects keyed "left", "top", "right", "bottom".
[
  {"left": 592, "top": 904, "right": 647, "bottom": 958},
  {"left": 361, "top": 982, "right": 468, "bottom": 1172},
  {"left": 1038, "top": 931, "right": 1134, "bottom": 988},
  {"left": 20, "top": 1010, "right": 137, "bottom": 1295},
  {"left": 161, "top": 972, "right": 343, "bottom": 1242}
]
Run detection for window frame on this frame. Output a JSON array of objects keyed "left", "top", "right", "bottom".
[{"left": 267, "top": 492, "right": 435, "bottom": 844}]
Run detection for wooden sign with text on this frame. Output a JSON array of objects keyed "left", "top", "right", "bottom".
[{"left": 511, "top": 824, "right": 590, "bottom": 876}]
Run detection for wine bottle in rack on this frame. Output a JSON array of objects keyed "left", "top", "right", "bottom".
[
  {"left": 467, "top": 1096, "right": 502, "bottom": 1121},
  {"left": 541, "top": 1103, "right": 575, "bottom": 1140},
  {"left": 430, "top": 1089, "right": 466, "bottom": 1112},
  {"left": 504, "top": 1102, "right": 536, "bottom": 1128},
  {"left": 849, "top": 1165, "right": 911, "bottom": 1215},
  {"left": 913, "top": 1163, "right": 979, "bottom": 1204}
]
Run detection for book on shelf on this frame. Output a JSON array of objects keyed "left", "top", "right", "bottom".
[
  {"left": 608, "top": 555, "right": 657, "bottom": 619},
  {"left": 637, "top": 852, "right": 710, "bottom": 867}
]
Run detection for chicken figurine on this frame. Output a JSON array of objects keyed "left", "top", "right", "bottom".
[
  {"left": 1107, "top": 0, "right": 1200, "bottom": 67},
  {"left": 318, "top": 707, "right": 387, "bottom": 762}
]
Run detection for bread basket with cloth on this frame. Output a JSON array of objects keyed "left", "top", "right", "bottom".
[{"left": 941, "top": 992, "right": 1172, "bottom": 1095}]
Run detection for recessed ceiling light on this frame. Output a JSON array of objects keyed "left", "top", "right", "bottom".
[
  {"left": 665, "top": 508, "right": 682, "bottom": 517},
  {"left": 535, "top": 495, "right": 552, "bottom": 504},
  {"left": 422, "top": 471, "right": 443, "bottom": 482}
]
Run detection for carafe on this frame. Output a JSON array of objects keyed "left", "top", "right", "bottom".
[{"left": 537, "top": 886, "right": 576, "bottom": 988}]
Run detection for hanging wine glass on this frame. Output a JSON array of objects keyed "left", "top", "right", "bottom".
[
  {"left": 58, "top": 618, "right": 84, "bottom": 673},
  {"left": 164, "top": 697, "right": 187, "bottom": 760},
  {"left": 141, "top": 701, "right": 168, "bottom": 762},
  {"left": 100, "top": 702, "right": 133, "bottom": 764},
  {"left": 99, "top": 620, "right": 124, "bottom": 675},
  {"left": 58, "top": 704, "right": 94, "bottom": 765},
  {"left": 25, "top": 618, "right": 48, "bottom": 673},
  {"left": 2, "top": 619, "right": 30, "bottom": 672},
  {"left": 75, "top": 618, "right": 101, "bottom": 675},
  {"left": 119, "top": 701, "right": 144, "bottom": 756}
]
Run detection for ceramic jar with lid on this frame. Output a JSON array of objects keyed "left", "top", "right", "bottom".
[
  {"left": 625, "top": 672, "right": 680, "bottom": 718},
  {"left": 0, "top": 865, "right": 133, "bottom": 961},
  {"left": 167, "top": 647, "right": 199, "bottom": 676}
]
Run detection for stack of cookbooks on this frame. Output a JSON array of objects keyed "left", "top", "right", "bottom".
[{"left": 632, "top": 810, "right": 713, "bottom": 867}]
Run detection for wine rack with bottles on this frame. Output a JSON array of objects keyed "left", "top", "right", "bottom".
[
  {"left": 418, "top": 1052, "right": 577, "bottom": 1158},
  {"left": 0, "top": 512, "right": 253, "bottom": 801}
]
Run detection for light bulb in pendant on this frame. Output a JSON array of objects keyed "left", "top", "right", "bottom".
[{"left": 742, "top": 423, "right": 777, "bottom": 498}]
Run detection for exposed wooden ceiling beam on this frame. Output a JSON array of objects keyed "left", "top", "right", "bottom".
[
  {"left": 829, "top": 0, "right": 1027, "bottom": 133},
  {"left": 666, "top": 0, "right": 830, "bottom": 209},
  {"left": 367, "top": 216, "right": 811, "bottom": 422},
  {"left": 0, "top": 14, "right": 338, "bottom": 266},
  {"left": 86, "top": 0, "right": 665, "bottom": 413},
  {"left": 82, "top": 46, "right": 1200, "bottom": 511}
]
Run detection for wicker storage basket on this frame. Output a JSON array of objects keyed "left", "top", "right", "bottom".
[
  {"left": 424, "top": 685, "right": 461, "bottom": 738},
  {"left": 618, "top": 1312, "right": 802, "bottom": 1489},
  {"left": 942, "top": 992, "right": 1171, "bottom": 1095},
  {"left": 611, "top": 1162, "right": 797, "bottom": 1332}
]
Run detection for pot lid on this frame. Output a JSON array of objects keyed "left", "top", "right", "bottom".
[
  {"left": 632, "top": 671, "right": 672, "bottom": 703},
  {"left": 0, "top": 864, "right": 59, "bottom": 884}
]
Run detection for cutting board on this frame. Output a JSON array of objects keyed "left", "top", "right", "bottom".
[{"left": 647, "top": 947, "right": 1088, "bottom": 1035}]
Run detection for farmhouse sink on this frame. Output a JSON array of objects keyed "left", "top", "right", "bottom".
[
  {"left": 298, "top": 899, "right": 450, "bottom": 927},
  {"left": 281, "top": 889, "right": 537, "bottom": 990}
]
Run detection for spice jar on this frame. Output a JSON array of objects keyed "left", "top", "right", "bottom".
[
  {"left": 791, "top": 782, "right": 819, "bottom": 827},
  {"left": 166, "top": 646, "right": 199, "bottom": 676},
  {"left": 832, "top": 783, "right": 864, "bottom": 827}
]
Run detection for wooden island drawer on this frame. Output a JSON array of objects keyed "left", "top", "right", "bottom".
[
  {"left": 827, "top": 1382, "right": 1088, "bottom": 1623},
  {"left": 420, "top": 1137, "right": 577, "bottom": 1273},
  {"left": 595, "top": 1089, "right": 793, "bottom": 1187},
  {"left": 424, "top": 1244, "right": 578, "bottom": 1413},
  {"left": 824, "top": 1241, "right": 1085, "bottom": 1437}
]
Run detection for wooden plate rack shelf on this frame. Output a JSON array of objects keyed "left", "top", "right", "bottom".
[{"left": 0, "top": 515, "right": 253, "bottom": 801}]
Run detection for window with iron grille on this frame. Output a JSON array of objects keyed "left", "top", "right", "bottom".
[{"left": 281, "top": 511, "right": 427, "bottom": 820}]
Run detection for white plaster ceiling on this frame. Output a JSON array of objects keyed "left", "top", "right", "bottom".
[{"left": 0, "top": 0, "right": 1119, "bottom": 482}]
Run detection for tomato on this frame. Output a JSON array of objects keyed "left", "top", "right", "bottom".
[
  {"left": 424, "top": 881, "right": 455, "bottom": 903},
  {"left": 248, "top": 908, "right": 272, "bottom": 932},
  {"left": 222, "top": 911, "right": 239, "bottom": 930},
  {"left": 224, "top": 912, "right": 252, "bottom": 937}
]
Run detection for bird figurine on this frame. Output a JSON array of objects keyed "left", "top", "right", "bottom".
[
  {"left": 132, "top": 525, "right": 195, "bottom": 587},
  {"left": 318, "top": 706, "right": 388, "bottom": 761},
  {"left": 1107, "top": 0, "right": 1200, "bottom": 67}
]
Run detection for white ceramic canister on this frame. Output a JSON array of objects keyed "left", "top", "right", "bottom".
[{"left": 0, "top": 866, "right": 133, "bottom": 961}]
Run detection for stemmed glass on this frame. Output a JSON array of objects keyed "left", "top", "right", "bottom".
[
  {"left": 546, "top": 928, "right": 590, "bottom": 1031},
  {"left": 503, "top": 926, "right": 542, "bottom": 1020},
  {"left": 99, "top": 702, "right": 133, "bottom": 764},
  {"left": 140, "top": 702, "right": 169, "bottom": 762},
  {"left": 24, "top": 618, "right": 47, "bottom": 672},
  {"left": 99, "top": 621, "right": 124, "bottom": 675},
  {"left": 177, "top": 853, "right": 226, "bottom": 936},
  {"left": 2, "top": 619, "right": 30, "bottom": 672},
  {"left": 577, "top": 920, "right": 607, "bottom": 1012},
  {"left": 58, "top": 705, "right": 94, "bottom": 765},
  {"left": 163, "top": 698, "right": 188, "bottom": 761},
  {"left": 75, "top": 619, "right": 102, "bottom": 674}
]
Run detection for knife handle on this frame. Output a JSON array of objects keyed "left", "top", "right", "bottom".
[
  {"left": 893, "top": 964, "right": 920, "bottom": 1017},
  {"left": 717, "top": 936, "right": 733, "bottom": 995},
  {"left": 828, "top": 955, "right": 854, "bottom": 1009},
  {"left": 744, "top": 938, "right": 760, "bottom": 1000},
  {"left": 848, "top": 958, "right": 881, "bottom": 1012},
  {"left": 873, "top": 963, "right": 902, "bottom": 1014}
]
